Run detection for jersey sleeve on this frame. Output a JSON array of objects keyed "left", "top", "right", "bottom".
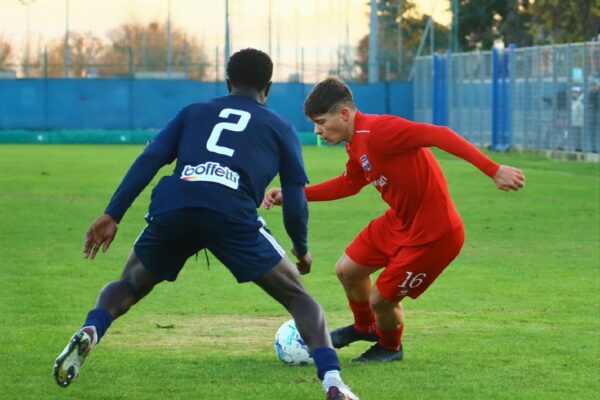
[
  {"left": 304, "top": 153, "right": 368, "bottom": 201},
  {"left": 149, "top": 107, "right": 187, "bottom": 163},
  {"left": 277, "top": 122, "right": 309, "bottom": 256},
  {"left": 369, "top": 116, "right": 500, "bottom": 177},
  {"left": 104, "top": 140, "right": 172, "bottom": 223},
  {"left": 103, "top": 109, "right": 185, "bottom": 222},
  {"left": 278, "top": 122, "right": 309, "bottom": 185},
  {"left": 281, "top": 182, "right": 309, "bottom": 256}
]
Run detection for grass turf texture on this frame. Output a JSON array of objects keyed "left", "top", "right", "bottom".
[{"left": 0, "top": 144, "right": 598, "bottom": 399}]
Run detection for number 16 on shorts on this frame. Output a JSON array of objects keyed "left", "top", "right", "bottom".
[{"left": 397, "top": 271, "right": 427, "bottom": 297}]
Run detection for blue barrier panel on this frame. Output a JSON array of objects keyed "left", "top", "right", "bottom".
[
  {"left": 503, "top": 45, "right": 516, "bottom": 148},
  {"left": 492, "top": 48, "right": 501, "bottom": 149},
  {"left": 131, "top": 80, "right": 227, "bottom": 129},
  {"left": 388, "top": 81, "right": 414, "bottom": 120},
  {"left": 45, "top": 79, "right": 131, "bottom": 129},
  {"left": 440, "top": 55, "right": 448, "bottom": 125},
  {"left": 432, "top": 54, "right": 448, "bottom": 126},
  {"left": 268, "top": 82, "right": 310, "bottom": 132},
  {"left": 491, "top": 46, "right": 513, "bottom": 151},
  {"left": 0, "top": 79, "right": 45, "bottom": 129},
  {"left": 349, "top": 82, "right": 388, "bottom": 114},
  {"left": 0, "top": 79, "right": 415, "bottom": 138}
]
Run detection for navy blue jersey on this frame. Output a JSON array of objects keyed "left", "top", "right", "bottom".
[
  {"left": 106, "top": 95, "right": 307, "bottom": 222},
  {"left": 105, "top": 95, "right": 309, "bottom": 254},
  {"left": 146, "top": 95, "right": 307, "bottom": 221}
]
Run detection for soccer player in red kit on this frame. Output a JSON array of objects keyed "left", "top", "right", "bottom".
[{"left": 263, "top": 77, "right": 525, "bottom": 362}]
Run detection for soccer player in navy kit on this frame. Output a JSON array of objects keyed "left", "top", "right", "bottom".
[{"left": 53, "top": 49, "right": 358, "bottom": 400}]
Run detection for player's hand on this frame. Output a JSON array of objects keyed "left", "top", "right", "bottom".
[
  {"left": 493, "top": 165, "right": 525, "bottom": 192},
  {"left": 262, "top": 187, "right": 283, "bottom": 210},
  {"left": 83, "top": 213, "right": 118, "bottom": 259},
  {"left": 292, "top": 248, "right": 312, "bottom": 275}
]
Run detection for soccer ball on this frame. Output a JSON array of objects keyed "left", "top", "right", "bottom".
[{"left": 274, "top": 319, "right": 314, "bottom": 365}]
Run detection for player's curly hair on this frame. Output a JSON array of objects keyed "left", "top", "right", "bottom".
[
  {"left": 226, "top": 48, "right": 273, "bottom": 91},
  {"left": 304, "top": 77, "right": 356, "bottom": 118}
]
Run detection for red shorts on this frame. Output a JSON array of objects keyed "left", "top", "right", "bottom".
[{"left": 345, "top": 214, "right": 465, "bottom": 301}]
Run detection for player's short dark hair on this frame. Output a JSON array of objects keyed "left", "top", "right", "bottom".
[
  {"left": 304, "top": 77, "right": 356, "bottom": 118},
  {"left": 226, "top": 48, "right": 273, "bottom": 91}
]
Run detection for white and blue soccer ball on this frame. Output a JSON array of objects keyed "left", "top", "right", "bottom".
[{"left": 274, "top": 319, "right": 314, "bottom": 365}]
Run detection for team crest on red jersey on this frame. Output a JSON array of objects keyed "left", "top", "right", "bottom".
[{"left": 360, "top": 154, "right": 371, "bottom": 171}]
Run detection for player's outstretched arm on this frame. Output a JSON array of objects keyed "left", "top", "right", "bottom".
[
  {"left": 262, "top": 187, "right": 283, "bottom": 209},
  {"left": 83, "top": 214, "right": 118, "bottom": 259},
  {"left": 492, "top": 165, "right": 525, "bottom": 191}
]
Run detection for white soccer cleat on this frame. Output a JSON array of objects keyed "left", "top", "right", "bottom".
[
  {"left": 323, "top": 375, "right": 359, "bottom": 400},
  {"left": 53, "top": 328, "right": 95, "bottom": 388}
]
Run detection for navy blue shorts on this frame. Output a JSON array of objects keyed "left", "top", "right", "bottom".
[{"left": 133, "top": 208, "right": 285, "bottom": 283}]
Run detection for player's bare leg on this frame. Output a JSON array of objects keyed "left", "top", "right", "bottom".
[
  {"left": 330, "top": 254, "right": 381, "bottom": 348},
  {"left": 254, "top": 257, "right": 358, "bottom": 400},
  {"left": 369, "top": 289, "right": 404, "bottom": 331},
  {"left": 95, "top": 251, "right": 163, "bottom": 318},
  {"left": 352, "top": 286, "right": 404, "bottom": 362},
  {"left": 54, "top": 251, "right": 163, "bottom": 388},
  {"left": 255, "top": 256, "right": 331, "bottom": 349},
  {"left": 335, "top": 254, "right": 376, "bottom": 302}
]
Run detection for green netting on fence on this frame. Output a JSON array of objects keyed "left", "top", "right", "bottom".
[{"left": 0, "top": 130, "right": 322, "bottom": 145}]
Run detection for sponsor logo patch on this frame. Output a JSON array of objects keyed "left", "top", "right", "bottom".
[
  {"left": 180, "top": 162, "right": 240, "bottom": 189},
  {"left": 371, "top": 175, "right": 388, "bottom": 187},
  {"left": 360, "top": 154, "right": 372, "bottom": 171}
]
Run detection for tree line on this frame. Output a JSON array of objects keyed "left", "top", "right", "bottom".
[
  {"left": 0, "top": 21, "right": 209, "bottom": 79},
  {"left": 0, "top": 0, "right": 597, "bottom": 81},
  {"left": 354, "top": 0, "right": 597, "bottom": 81}
]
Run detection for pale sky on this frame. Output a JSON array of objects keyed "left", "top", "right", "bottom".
[{"left": 0, "top": 0, "right": 451, "bottom": 80}]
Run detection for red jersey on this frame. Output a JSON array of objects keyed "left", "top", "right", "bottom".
[{"left": 305, "top": 112, "right": 500, "bottom": 246}]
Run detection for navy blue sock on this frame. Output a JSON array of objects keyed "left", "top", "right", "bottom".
[
  {"left": 82, "top": 308, "right": 113, "bottom": 343},
  {"left": 311, "top": 347, "right": 340, "bottom": 380}
]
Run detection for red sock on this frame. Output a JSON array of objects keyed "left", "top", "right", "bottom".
[
  {"left": 376, "top": 324, "right": 404, "bottom": 351},
  {"left": 348, "top": 299, "right": 375, "bottom": 333}
]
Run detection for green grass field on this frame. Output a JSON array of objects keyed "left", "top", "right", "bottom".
[{"left": 0, "top": 144, "right": 598, "bottom": 399}]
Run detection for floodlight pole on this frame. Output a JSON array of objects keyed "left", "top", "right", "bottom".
[
  {"left": 276, "top": 9, "right": 281, "bottom": 62},
  {"left": 345, "top": 0, "right": 351, "bottom": 78},
  {"left": 398, "top": 0, "right": 403, "bottom": 79},
  {"left": 368, "top": 0, "right": 378, "bottom": 83},
  {"left": 430, "top": 14, "right": 434, "bottom": 56},
  {"left": 268, "top": 0, "right": 272, "bottom": 55},
  {"left": 64, "top": 0, "right": 70, "bottom": 77},
  {"left": 429, "top": 0, "right": 438, "bottom": 56},
  {"left": 408, "top": 17, "right": 432, "bottom": 81},
  {"left": 18, "top": 0, "right": 35, "bottom": 76},
  {"left": 167, "top": 0, "right": 173, "bottom": 77},
  {"left": 451, "top": 0, "right": 459, "bottom": 52},
  {"left": 224, "top": 0, "right": 230, "bottom": 76},
  {"left": 26, "top": 2, "right": 30, "bottom": 74}
]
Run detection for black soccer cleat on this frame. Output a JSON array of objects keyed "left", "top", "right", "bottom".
[
  {"left": 330, "top": 324, "right": 378, "bottom": 349},
  {"left": 352, "top": 343, "right": 403, "bottom": 362}
]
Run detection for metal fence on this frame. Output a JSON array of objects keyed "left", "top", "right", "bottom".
[
  {"left": 414, "top": 42, "right": 600, "bottom": 153},
  {"left": 0, "top": 56, "right": 353, "bottom": 84},
  {"left": 0, "top": 0, "right": 364, "bottom": 84},
  {"left": 447, "top": 51, "right": 494, "bottom": 147}
]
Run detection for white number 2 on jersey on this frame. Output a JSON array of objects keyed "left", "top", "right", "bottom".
[{"left": 206, "top": 108, "right": 251, "bottom": 157}]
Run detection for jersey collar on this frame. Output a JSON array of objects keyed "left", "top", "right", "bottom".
[{"left": 353, "top": 111, "right": 371, "bottom": 135}]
